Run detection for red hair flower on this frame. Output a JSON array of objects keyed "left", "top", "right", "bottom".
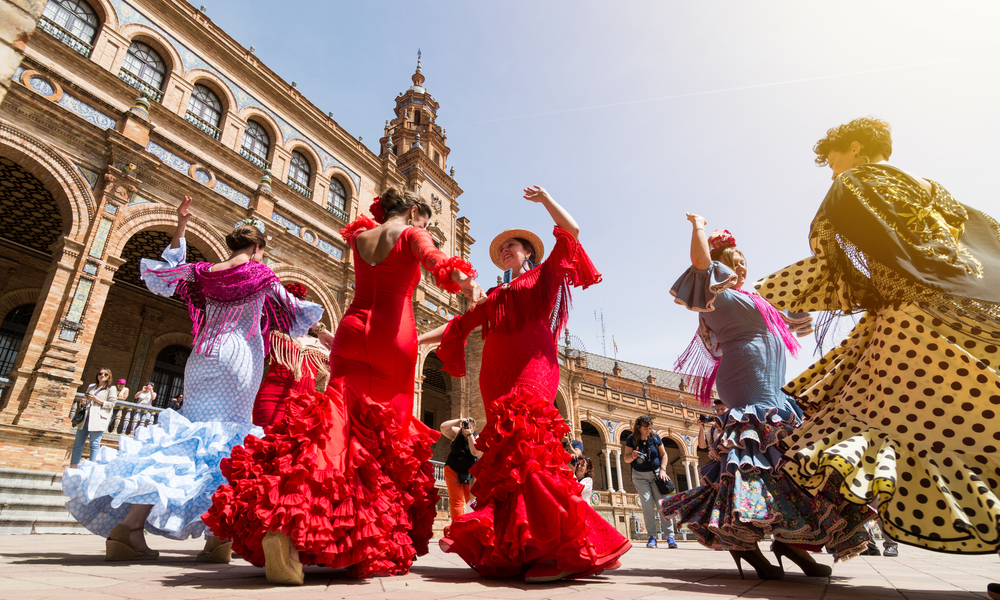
[
  {"left": 708, "top": 229, "right": 737, "bottom": 253},
  {"left": 284, "top": 282, "right": 308, "bottom": 299},
  {"left": 369, "top": 196, "right": 386, "bottom": 224}
]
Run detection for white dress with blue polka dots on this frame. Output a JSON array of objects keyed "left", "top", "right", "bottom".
[{"left": 62, "top": 240, "right": 323, "bottom": 540}]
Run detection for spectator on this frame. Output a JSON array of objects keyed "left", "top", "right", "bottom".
[
  {"left": 134, "top": 381, "right": 156, "bottom": 406},
  {"left": 624, "top": 415, "right": 677, "bottom": 549},
  {"left": 116, "top": 379, "right": 130, "bottom": 402},
  {"left": 575, "top": 457, "right": 594, "bottom": 505},
  {"left": 697, "top": 399, "right": 728, "bottom": 451},
  {"left": 167, "top": 394, "right": 184, "bottom": 412},
  {"left": 70, "top": 368, "right": 118, "bottom": 468},
  {"left": 440, "top": 417, "right": 482, "bottom": 521}
]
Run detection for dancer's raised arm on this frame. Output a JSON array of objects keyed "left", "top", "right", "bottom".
[
  {"left": 686, "top": 212, "right": 710, "bottom": 270},
  {"left": 170, "top": 196, "right": 192, "bottom": 249},
  {"left": 524, "top": 186, "right": 579, "bottom": 239}
]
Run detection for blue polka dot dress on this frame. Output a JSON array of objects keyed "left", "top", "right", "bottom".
[{"left": 62, "top": 239, "right": 323, "bottom": 540}]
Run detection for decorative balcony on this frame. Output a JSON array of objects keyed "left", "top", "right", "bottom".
[
  {"left": 37, "top": 16, "right": 92, "bottom": 57},
  {"left": 286, "top": 177, "right": 313, "bottom": 199},
  {"left": 240, "top": 146, "right": 270, "bottom": 170},
  {"left": 117, "top": 69, "right": 163, "bottom": 103},
  {"left": 325, "top": 204, "right": 349, "bottom": 222},
  {"left": 184, "top": 110, "right": 222, "bottom": 140}
]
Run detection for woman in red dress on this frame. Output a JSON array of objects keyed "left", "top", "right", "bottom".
[
  {"left": 205, "top": 188, "right": 482, "bottom": 584},
  {"left": 252, "top": 283, "right": 335, "bottom": 427},
  {"left": 419, "top": 186, "right": 631, "bottom": 583}
]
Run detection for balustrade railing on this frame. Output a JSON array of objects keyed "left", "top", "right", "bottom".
[
  {"left": 68, "top": 394, "right": 164, "bottom": 437},
  {"left": 37, "top": 16, "right": 93, "bottom": 57},
  {"left": 240, "top": 147, "right": 270, "bottom": 170},
  {"left": 185, "top": 110, "right": 222, "bottom": 140},
  {"left": 286, "top": 178, "right": 313, "bottom": 199},
  {"left": 117, "top": 69, "right": 164, "bottom": 103},
  {"left": 325, "top": 205, "right": 349, "bottom": 222}
]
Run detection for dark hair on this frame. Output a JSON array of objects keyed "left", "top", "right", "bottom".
[
  {"left": 512, "top": 237, "right": 536, "bottom": 264},
  {"left": 578, "top": 456, "right": 594, "bottom": 480},
  {"left": 813, "top": 116, "right": 893, "bottom": 166},
  {"left": 226, "top": 225, "right": 267, "bottom": 253},
  {"left": 633, "top": 415, "right": 653, "bottom": 434},
  {"left": 380, "top": 187, "right": 432, "bottom": 222},
  {"left": 710, "top": 246, "right": 745, "bottom": 273}
]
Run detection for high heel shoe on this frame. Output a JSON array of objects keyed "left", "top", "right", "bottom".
[
  {"left": 262, "top": 532, "right": 304, "bottom": 586},
  {"left": 196, "top": 541, "right": 232, "bottom": 564},
  {"left": 730, "top": 548, "right": 784, "bottom": 580},
  {"left": 524, "top": 563, "right": 572, "bottom": 583},
  {"left": 771, "top": 541, "right": 833, "bottom": 577},
  {"left": 106, "top": 524, "right": 159, "bottom": 562}
]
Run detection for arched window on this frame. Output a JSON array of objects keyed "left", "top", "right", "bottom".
[
  {"left": 119, "top": 41, "right": 166, "bottom": 102},
  {"left": 150, "top": 344, "right": 190, "bottom": 408},
  {"left": 185, "top": 84, "right": 222, "bottom": 139},
  {"left": 0, "top": 304, "right": 34, "bottom": 378},
  {"left": 241, "top": 120, "right": 271, "bottom": 169},
  {"left": 287, "top": 151, "right": 312, "bottom": 198},
  {"left": 326, "top": 178, "right": 347, "bottom": 220},
  {"left": 39, "top": 0, "right": 99, "bottom": 55}
]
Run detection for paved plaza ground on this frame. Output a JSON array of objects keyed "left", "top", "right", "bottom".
[{"left": 0, "top": 535, "right": 996, "bottom": 600}]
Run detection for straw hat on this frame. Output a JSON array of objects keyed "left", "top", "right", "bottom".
[{"left": 489, "top": 228, "right": 545, "bottom": 270}]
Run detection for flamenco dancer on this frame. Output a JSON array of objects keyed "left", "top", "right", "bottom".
[
  {"left": 418, "top": 185, "right": 631, "bottom": 583},
  {"left": 660, "top": 220, "right": 875, "bottom": 580},
  {"left": 62, "top": 196, "right": 323, "bottom": 562},
  {"left": 753, "top": 117, "right": 1000, "bottom": 597},
  {"left": 205, "top": 188, "right": 482, "bottom": 584},
  {"left": 252, "top": 283, "right": 335, "bottom": 427}
]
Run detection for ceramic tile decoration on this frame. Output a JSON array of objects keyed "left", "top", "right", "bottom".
[
  {"left": 29, "top": 77, "right": 55, "bottom": 96},
  {"left": 423, "top": 298, "right": 438, "bottom": 311},
  {"left": 66, "top": 277, "right": 94, "bottom": 323},
  {"left": 13, "top": 67, "right": 25, "bottom": 82},
  {"left": 75, "top": 164, "right": 99, "bottom": 190},
  {"left": 212, "top": 179, "right": 250, "bottom": 208},
  {"left": 146, "top": 141, "right": 191, "bottom": 174},
  {"left": 302, "top": 231, "right": 315, "bottom": 243},
  {"left": 193, "top": 169, "right": 211, "bottom": 185},
  {"left": 270, "top": 212, "right": 301, "bottom": 235},
  {"left": 316, "top": 238, "right": 344, "bottom": 260},
  {"left": 58, "top": 93, "right": 117, "bottom": 130},
  {"left": 88, "top": 217, "right": 113, "bottom": 258},
  {"left": 83, "top": 262, "right": 99, "bottom": 275},
  {"left": 104, "top": 203, "right": 118, "bottom": 215},
  {"left": 128, "top": 193, "right": 153, "bottom": 205},
  {"left": 59, "top": 329, "right": 77, "bottom": 342}
]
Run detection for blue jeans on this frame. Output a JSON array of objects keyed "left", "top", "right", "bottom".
[{"left": 70, "top": 428, "right": 103, "bottom": 465}]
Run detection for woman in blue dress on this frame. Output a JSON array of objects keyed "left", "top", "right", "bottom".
[
  {"left": 62, "top": 197, "right": 323, "bottom": 562},
  {"left": 660, "top": 214, "right": 874, "bottom": 580}
]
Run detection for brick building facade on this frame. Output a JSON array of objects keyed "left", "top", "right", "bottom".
[{"left": 0, "top": 0, "right": 473, "bottom": 470}]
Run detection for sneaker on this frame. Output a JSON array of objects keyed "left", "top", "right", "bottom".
[
  {"left": 646, "top": 536, "right": 657, "bottom": 548},
  {"left": 667, "top": 535, "right": 678, "bottom": 549},
  {"left": 882, "top": 545, "right": 898, "bottom": 557}
]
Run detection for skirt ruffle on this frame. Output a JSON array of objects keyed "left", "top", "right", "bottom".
[
  {"left": 441, "top": 383, "right": 631, "bottom": 577},
  {"left": 203, "top": 388, "right": 439, "bottom": 578},
  {"left": 62, "top": 409, "right": 262, "bottom": 540},
  {"left": 782, "top": 303, "right": 1000, "bottom": 554},
  {"left": 661, "top": 400, "right": 874, "bottom": 559}
]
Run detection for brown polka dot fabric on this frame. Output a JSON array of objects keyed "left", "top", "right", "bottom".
[{"left": 756, "top": 259, "right": 1000, "bottom": 555}]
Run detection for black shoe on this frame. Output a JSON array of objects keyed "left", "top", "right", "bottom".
[
  {"left": 864, "top": 544, "right": 881, "bottom": 556},
  {"left": 882, "top": 545, "right": 898, "bottom": 557},
  {"left": 986, "top": 582, "right": 999, "bottom": 600},
  {"left": 730, "top": 548, "right": 784, "bottom": 580}
]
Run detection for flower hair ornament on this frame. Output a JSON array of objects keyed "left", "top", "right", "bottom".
[
  {"left": 369, "top": 197, "right": 386, "bottom": 224},
  {"left": 235, "top": 218, "right": 266, "bottom": 233},
  {"left": 284, "top": 282, "right": 308, "bottom": 299},
  {"left": 707, "top": 229, "right": 737, "bottom": 253}
]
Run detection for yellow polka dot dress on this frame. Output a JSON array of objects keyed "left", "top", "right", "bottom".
[{"left": 756, "top": 164, "right": 1000, "bottom": 555}]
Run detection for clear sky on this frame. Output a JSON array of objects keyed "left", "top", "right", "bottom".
[{"left": 204, "top": 0, "right": 1000, "bottom": 378}]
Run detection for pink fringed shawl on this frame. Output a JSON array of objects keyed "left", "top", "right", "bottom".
[
  {"left": 676, "top": 288, "right": 801, "bottom": 406},
  {"left": 145, "top": 261, "right": 294, "bottom": 356}
]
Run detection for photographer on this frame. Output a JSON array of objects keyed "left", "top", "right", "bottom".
[
  {"left": 440, "top": 417, "right": 482, "bottom": 521},
  {"left": 624, "top": 415, "right": 677, "bottom": 549},
  {"left": 697, "top": 399, "right": 728, "bottom": 450}
]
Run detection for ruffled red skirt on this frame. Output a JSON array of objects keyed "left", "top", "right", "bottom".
[
  {"left": 440, "top": 383, "right": 631, "bottom": 577},
  {"left": 203, "top": 387, "right": 439, "bottom": 578}
]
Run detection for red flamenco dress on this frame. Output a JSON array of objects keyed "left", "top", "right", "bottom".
[
  {"left": 205, "top": 216, "right": 476, "bottom": 577},
  {"left": 436, "top": 226, "right": 631, "bottom": 578},
  {"left": 252, "top": 331, "right": 332, "bottom": 427}
]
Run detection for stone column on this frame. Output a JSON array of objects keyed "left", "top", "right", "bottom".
[
  {"left": 690, "top": 460, "right": 701, "bottom": 487},
  {"left": 603, "top": 449, "right": 614, "bottom": 492},
  {"left": 613, "top": 448, "right": 626, "bottom": 492}
]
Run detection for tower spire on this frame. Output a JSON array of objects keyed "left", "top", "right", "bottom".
[{"left": 412, "top": 49, "right": 425, "bottom": 89}]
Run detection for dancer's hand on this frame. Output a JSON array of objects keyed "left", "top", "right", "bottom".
[
  {"left": 686, "top": 213, "right": 706, "bottom": 230},
  {"left": 178, "top": 196, "right": 193, "bottom": 220},
  {"left": 523, "top": 185, "right": 553, "bottom": 204}
]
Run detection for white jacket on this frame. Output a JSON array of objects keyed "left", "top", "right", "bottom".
[{"left": 80, "top": 384, "right": 117, "bottom": 432}]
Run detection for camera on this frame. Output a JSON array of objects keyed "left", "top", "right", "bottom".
[
  {"left": 634, "top": 449, "right": 649, "bottom": 464},
  {"left": 461, "top": 419, "right": 470, "bottom": 430},
  {"left": 698, "top": 414, "right": 715, "bottom": 424}
]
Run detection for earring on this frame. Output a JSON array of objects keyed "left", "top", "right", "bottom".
[
  {"left": 522, "top": 258, "right": 534, "bottom": 271},
  {"left": 852, "top": 155, "right": 870, "bottom": 167},
  {"left": 407, "top": 218, "right": 413, "bottom": 226}
]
